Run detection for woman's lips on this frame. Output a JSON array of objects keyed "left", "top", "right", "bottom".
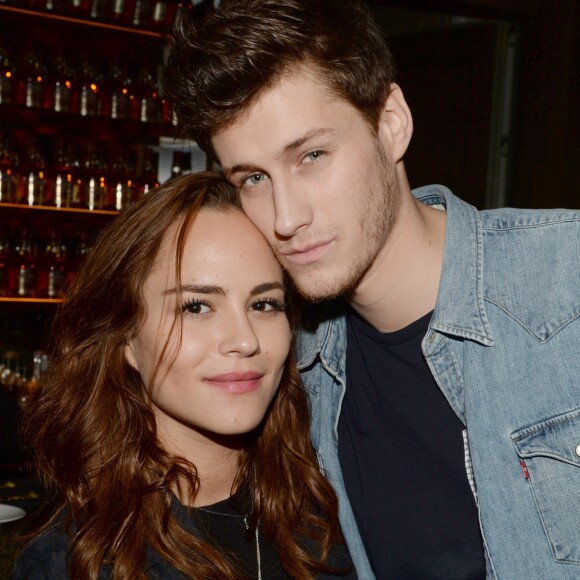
[{"left": 204, "top": 371, "right": 264, "bottom": 393}]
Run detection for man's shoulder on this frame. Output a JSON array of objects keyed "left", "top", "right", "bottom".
[
  {"left": 477, "top": 206, "right": 580, "bottom": 341},
  {"left": 478, "top": 205, "right": 580, "bottom": 270},
  {"left": 480, "top": 205, "right": 580, "bottom": 231}
]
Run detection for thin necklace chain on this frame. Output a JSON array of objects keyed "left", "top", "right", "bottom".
[
  {"left": 195, "top": 507, "right": 263, "bottom": 579},
  {"left": 195, "top": 467, "right": 262, "bottom": 579},
  {"left": 195, "top": 506, "right": 244, "bottom": 518},
  {"left": 244, "top": 515, "right": 262, "bottom": 580}
]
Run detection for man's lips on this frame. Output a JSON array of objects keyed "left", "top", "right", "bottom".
[
  {"left": 280, "top": 239, "right": 335, "bottom": 266},
  {"left": 203, "top": 371, "right": 264, "bottom": 394}
]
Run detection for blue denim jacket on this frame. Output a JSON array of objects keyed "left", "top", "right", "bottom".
[{"left": 296, "top": 185, "right": 580, "bottom": 579}]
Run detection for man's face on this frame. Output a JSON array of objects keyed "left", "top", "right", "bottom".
[{"left": 213, "top": 66, "right": 401, "bottom": 301}]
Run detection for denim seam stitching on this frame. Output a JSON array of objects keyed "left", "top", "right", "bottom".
[{"left": 484, "top": 297, "right": 580, "bottom": 343}]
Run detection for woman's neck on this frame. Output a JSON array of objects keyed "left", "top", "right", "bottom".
[
  {"left": 191, "top": 448, "right": 240, "bottom": 506},
  {"left": 155, "top": 414, "right": 245, "bottom": 506}
]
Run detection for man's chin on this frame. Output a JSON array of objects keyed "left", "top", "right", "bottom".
[{"left": 289, "top": 272, "right": 353, "bottom": 303}]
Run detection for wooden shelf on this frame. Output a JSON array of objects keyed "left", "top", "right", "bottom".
[
  {"left": 0, "top": 298, "right": 61, "bottom": 304},
  {"left": 0, "top": 4, "right": 166, "bottom": 38},
  {"left": 0, "top": 202, "right": 118, "bottom": 217},
  {"left": 0, "top": 104, "right": 171, "bottom": 141}
]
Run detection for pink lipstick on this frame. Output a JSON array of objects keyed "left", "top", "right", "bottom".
[{"left": 204, "top": 371, "right": 263, "bottom": 394}]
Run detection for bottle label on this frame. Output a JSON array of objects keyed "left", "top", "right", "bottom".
[
  {"left": 80, "top": 87, "right": 99, "bottom": 117},
  {"left": 0, "top": 170, "right": 16, "bottom": 203},
  {"left": 48, "top": 267, "right": 65, "bottom": 298},
  {"left": 54, "top": 83, "right": 72, "bottom": 113},
  {"left": 18, "top": 266, "right": 36, "bottom": 298},
  {"left": 0, "top": 77, "right": 12, "bottom": 105},
  {"left": 25, "top": 80, "right": 43, "bottom": 109}
]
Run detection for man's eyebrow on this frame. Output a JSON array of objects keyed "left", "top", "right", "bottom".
[
  {"left": 279, "top": 128, "right": 336, "bottom": 158},
  {"left": 163, "top": 284, "right": 225, "bottom": 296},
  {"left": 251, "top": 282, "right": 286, "bottom": 295},
  {"left": 223, "top": 128, "right": 336, "bottom": 178}
]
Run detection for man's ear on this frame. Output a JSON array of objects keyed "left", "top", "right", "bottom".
[
  {"left": 377, "top": 83, "right": 413, "bottom": 163},
  {"left": 125, "top": 341, "right": 139, "bottom": 371}
]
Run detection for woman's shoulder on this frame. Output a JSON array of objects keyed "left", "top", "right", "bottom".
[{"left": 10, "top": 524, "right": 71, "bottom": 580}]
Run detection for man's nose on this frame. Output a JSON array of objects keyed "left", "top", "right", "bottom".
[{"left": 272, "top": 178, "right": 313, "bottom": 238}]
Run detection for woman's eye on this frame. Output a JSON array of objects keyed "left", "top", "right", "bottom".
[
  {"left": 251, "top": 299, "right": 286, "bottom": 313},
  {"left": 182, "top": 300, "right": 211, "bottom": 315}
]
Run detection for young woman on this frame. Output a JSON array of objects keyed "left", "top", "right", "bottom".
[{"left": 11, "top": 172, "right": 353, "bottom": 579}]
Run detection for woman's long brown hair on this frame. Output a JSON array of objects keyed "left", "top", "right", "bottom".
[{"left": 22, "top": 172, "right": 343, "bottom": 579}]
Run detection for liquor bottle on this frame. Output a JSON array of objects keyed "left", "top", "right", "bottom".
[
  {"left": 16, "top": 47, "right": 48, "bottom": 109},
  {"left": 70, "top": 228, "right": 93, "bottom": 272},
  {"left": 66, "top": 141, "right": 85, "bottom": 208},
  {"left": 51, "top": 138, "right": 72, "bottom": 208},
  {"left": 10, "top": 228, "right": 38, "bottom": 298},
  {"left": 49, "top": 54, "right": 75, "bottom": 113},
  {"left": 107, "top": 60, "right": 131, "bottom": 120},
  {"left": 83, "top": 141, "right": 108, "bottom": 210},
  {"left": 0, "top": 226, "right": 11, "bottom": 297},
  {"left": 38, "top": 228, "right": 69, "bottom": 298},
  {"left": 132, "top": 0, "right": 152, "bottom": 27},
  {"left": 108, "top": 0, "right": 128, "bottom": 23},
  {"left": 109, "top": 145, "right": 135, "bottom": 210},
  {"left": 17, "top": 136, "right": 47, "bottom": 206},
  {"left": 66, "top": 0, "right": 89, "bottom": 18},
  {"left": 150, "top": 0, "right": 167, "bottom": 30},
  {"left": 78, "top": 55, "right": 102, "bottom": 117},
  {"left": 44, "top": 0, "right": 62, "bottom": 12},
  {"left": 89, "top": 0, "right": 107, "bottom": 20},
  {"left": 26, "top": 351, "right": 47, "bottom": 393},
  {"left": 0, "top": 133, "right": 19, "bottom": 203},
  {"left": 135, "top": 146, "right": 159, "bottom": 197},
  {"left": 0, "top": 41, "right": 16, "bottom": 105},
  {"left": 18, "top": 351, "right": 46, "bottom": 410},
  {"left": 133, "top": 60, "right": 162, "bottom": 124}
]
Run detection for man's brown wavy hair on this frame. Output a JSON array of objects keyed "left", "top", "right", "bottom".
[
  {"left": 163, "top": 0, "right": 396, "bottom": 158},
  {"left": 23, "top": 171, "right": 343, "bottom": 578}
]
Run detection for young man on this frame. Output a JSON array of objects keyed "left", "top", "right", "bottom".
[{"left": 163, "top": 1, "right": 580, "bottom": 578}]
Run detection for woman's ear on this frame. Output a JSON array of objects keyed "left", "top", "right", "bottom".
[
  {"left": 125, "top": 340, "right": 139, "bottom": 371},
  {"left": 377, "top": 83, "right": 413, "bottom": 163}
]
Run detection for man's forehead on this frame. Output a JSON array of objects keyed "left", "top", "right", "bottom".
[{"left": 212, "top": 69, "right": 348, "bottom": 167}]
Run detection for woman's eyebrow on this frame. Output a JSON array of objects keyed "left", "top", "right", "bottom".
[
  {"left": 251, "top": 282, "right": 286, "bottom": 295},
  {"left": 163, "top": 284, "right": 224, "bottom": 296},
  {"left": 163, "top": 282, "right": 284, "bottom": 296}
]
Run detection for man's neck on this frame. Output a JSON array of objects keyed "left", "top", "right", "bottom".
[{"left": 350, "top": 190, "right": 446, "bottom": 333}]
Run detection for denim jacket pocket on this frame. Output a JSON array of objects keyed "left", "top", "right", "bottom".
[{"left": 511, "top": 408, "right": 580, "bottom": 564}]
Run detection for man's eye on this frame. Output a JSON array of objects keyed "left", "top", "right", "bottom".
[
  {"left": 303, "top": 150, "right": 324, "bottom": 163},
  {"left": 182, "top": 300, "right": 211, "bottom": 315},
  {"left": 242, "top": 173, "right": 267, "bottom": 187}
]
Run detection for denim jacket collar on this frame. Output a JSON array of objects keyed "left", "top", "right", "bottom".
[
  {"left": 417, "top": 185, "right": 494, "bottom": 348},
  {"left": 296, "top": 185, "right": 494, "bottom": 371}
]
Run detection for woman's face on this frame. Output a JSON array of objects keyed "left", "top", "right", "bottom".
[{"left": 127, "top": 208, "right": 291, "bottom": 452}]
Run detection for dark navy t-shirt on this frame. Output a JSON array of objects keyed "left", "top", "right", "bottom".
[{"left": 338, "top": 308, "right": 486, "bottom": 579}]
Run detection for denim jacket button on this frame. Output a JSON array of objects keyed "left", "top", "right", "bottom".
[{"left": 575, "top": 444, "right": 580, "bottom": 457}]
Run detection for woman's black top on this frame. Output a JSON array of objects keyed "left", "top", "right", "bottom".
[{"left": 10, "top": 492, "right": 355, "bottom": 579}]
